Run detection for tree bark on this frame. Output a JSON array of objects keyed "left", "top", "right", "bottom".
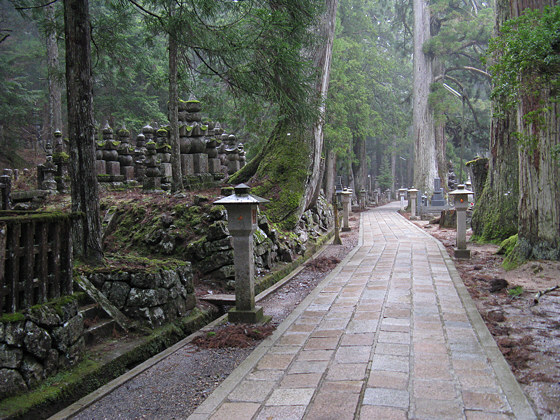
[
  {"left": 169, "top": 27, "right": 183, "bottom": 192},
  {"left": 391, "top": 137, "right": 397, "bottom": 192},
  {"left": 352, "top": 134, "right": 367, "bottom": 195},
  {"left": 46, "top": 2, "right": 62, "bottom": 141},
  {"left": 64, "top": 0, "right": 103, "bottom": 264},
  {"left": 323, "top": 147, "right": 337, "bottom": 202},
  {"left": 517, "top": 76, "right": 560, "bottom": 260},
  {"left": 435, "top": 122, "right": 447, "bottom": 187},
  {"left": 472, "top": 0, "right": 557, "bottom": 249},
  {"left": 303, "top": 0, "right": 338, "bottom": 211},
  {"left": 412, "top": 0, "right": 437, "bottom": 193}
]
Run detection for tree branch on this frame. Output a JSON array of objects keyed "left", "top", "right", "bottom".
[
  {"left": 126, "top": 0, "right": 162, "bottom": 21},
  {"left": 15, "top": 0, "right": 58, "bottom": 10},
  {"left": 437, "top": 66, "right": 491, "bottom": 80}
]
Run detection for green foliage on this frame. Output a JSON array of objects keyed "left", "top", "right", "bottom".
[
  {"left": 0, "top": 2, "right": 47, "bottom": 147},
  {"left": 507, "top": 285, "right": 523, "bottom": 297},
  {"left": 377, "top": 156, "right": 394, "bottom": 190},
  {"left": 0, "top": 312, "right": 25, "bottom": 323},
  {"left": 426, "top": 3, "right": 494, "bottom": 158},
  {"left": 487, "top": 6, "right": 560, "bottom": 113},
  {"left": 325, "top": 0, "right": 412, "bottom": 183}
]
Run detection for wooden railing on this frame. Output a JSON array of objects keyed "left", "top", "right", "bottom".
[{"left": 0, "top": 211, "right": 77, "bottom": 314}]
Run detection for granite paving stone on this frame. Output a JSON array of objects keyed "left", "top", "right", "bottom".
[{"left": 138, "top": 203, "right": 534, "bottom": 420}]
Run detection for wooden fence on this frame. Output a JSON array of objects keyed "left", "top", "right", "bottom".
[{"left": 0, "top": 211, "right": 77, "bottom": 314}]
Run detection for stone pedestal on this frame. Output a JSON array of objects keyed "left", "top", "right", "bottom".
[
  {"left": 208, "top": 158, "right": 221, "bottom": 174},
  {"left": 96, "top": 160, "right": 106, "bottom": 176},
  {"left": 450, "top": 185, "right": 473, "bottom": 259},
  {"left": 408, "top": 188, "right": 419, "bottom": 220},
  {"left": 160, "top": 162, "right": 173, "bottom": 178},
  {"left": 122, "top": 166, "right": 135, "bottom": 181},
  {"left": 106, "top": 161, "right": 121, "bottom": 176},
  {"left": 227, "top": 159, "right": 240, "bottom": 175},
  {"left": 193, "top": 153, "right": 208, "bottom": 174},
  {"left": 431, "top": 177, "right": 446, "bottom": 206},
  {"left": 181, "top": 154, "right": 194, "bottom": 176},
  {"left": 341, "top": 189, "right": 352, "bottom": 232},
  {"left": 359, "top": 189, "right": 367, "bottom": 210}
]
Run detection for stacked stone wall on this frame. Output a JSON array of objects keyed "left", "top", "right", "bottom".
[
  {"left": 86, "top": 265, "right": 195, "bottom": 328},
  {"left": 0, "top": 297, "right": 83, "bottom": 400}
]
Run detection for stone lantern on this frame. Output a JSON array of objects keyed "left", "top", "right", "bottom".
[
  {"left": 449, "top": 184, "right": 473, "bottom": 259},
  {"left": 408, "top": 187, "right": 419, "bottom": 219},
  {"left": 359, "top": 188, "right": 367, "bottom": 210},
  {"left": 214, "top": 184, "right": 270, "bottom": 324},
  {"left": 398, "top": 187, "right": 408, "bottom": 211},
  {"left": 341, "top": 188, "right": 352, "bottom": 232}
]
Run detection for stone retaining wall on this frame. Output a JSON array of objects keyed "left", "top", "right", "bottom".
[
  {"left": 87, "top": 264, "right": 195, "bottom": 328},
  {"left": 0, "top": 297, "right": 83, "bottom": 400}
]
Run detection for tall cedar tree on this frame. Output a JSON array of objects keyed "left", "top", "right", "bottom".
[{"left": 64, "top": 0, "right": 103, "bottom": 264}]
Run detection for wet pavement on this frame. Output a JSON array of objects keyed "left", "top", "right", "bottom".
[
  {"left": 188, "top": 203, "right": 535, "bottom": 419},
  {"left": 53, "top": 202, "right": 536, "bottom": 420}
]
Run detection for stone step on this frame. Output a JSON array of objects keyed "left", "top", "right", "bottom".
[
  {"left": 80, "top": 303, "right": 107, "bottom": 321},
  {"left": 200, "top": 294, "right": 235, "bottom": 306},
  {"left": 80, "top": 303, "right": 125, "bottom": 346},
  {"left": 83, "top": 318, "right": 120, "bottom": 346}
]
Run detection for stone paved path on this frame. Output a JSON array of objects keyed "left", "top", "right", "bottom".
[{"left": 189, "top": 203, "right": 535, "bottom": 420}]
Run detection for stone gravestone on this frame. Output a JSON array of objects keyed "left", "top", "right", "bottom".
[{"left": 430, "top": 177, "right": 446, "bottom": 207}]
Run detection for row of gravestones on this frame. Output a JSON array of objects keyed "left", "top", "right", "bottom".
[
  {"left": 37, "top": 97, "right": 247, "bottom": 193},
  {"left": 94, "top": 98, "right": 246, "bottom": 191}
]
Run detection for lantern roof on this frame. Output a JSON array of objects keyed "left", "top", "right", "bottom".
[
  {"left": 449, "top": 184, "right": 474, "bottom": 196},
  {"left": 214, "top": 184, "right": 269, "bottom": 205}
]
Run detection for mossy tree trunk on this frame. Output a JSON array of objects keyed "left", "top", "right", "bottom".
[
  {"left": 236, "top": 122, "right": 310, "bottom": 230},
  {"left": 64, "top": 0, "right": 103, "bottom": 264},
  {"left": 471, "top": 111, "right": 519, "bottom": 242},
  {"left": 302, "top": 0, "right": 338, "bottom": 211},
  {"left": 231, "top": 0, "right": 338, "bottom": 227},
  {"left": 323, "top": 147, "right": 337, "bottom": 202},
  {"left": 517, "top": 80, "right": 560, "bottom": 260},
  {"left": 471, "top": 0, "right": 519, "bottom": 243},
  {"left": 465, "top": 157, "right": 488, "bottom": 202}
]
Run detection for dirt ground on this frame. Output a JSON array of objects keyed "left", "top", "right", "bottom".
[{"left": 415, "top": 219, "right": 560, "bottom": 420}]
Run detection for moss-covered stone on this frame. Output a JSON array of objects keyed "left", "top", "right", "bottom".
[
  {"left": 0, "top": 312, "right": 25, "bottom": 323},
  {"left": 499, "top": 234, "right": 528, "bottom": 270},
  {"left": 0, "top": 307, "right": 217, "bottom": 419}
]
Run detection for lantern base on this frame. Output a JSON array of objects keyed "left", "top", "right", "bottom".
[
  {"left": 454, "top": 248, "right": 471, "bottom": 259},
  {"left": 228, "top": 306, "right": 270, "bottom": 324}
]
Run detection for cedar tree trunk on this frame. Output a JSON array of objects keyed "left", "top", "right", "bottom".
[{"left": 64, "top": 0, "right": 103, "bottom": 264}]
